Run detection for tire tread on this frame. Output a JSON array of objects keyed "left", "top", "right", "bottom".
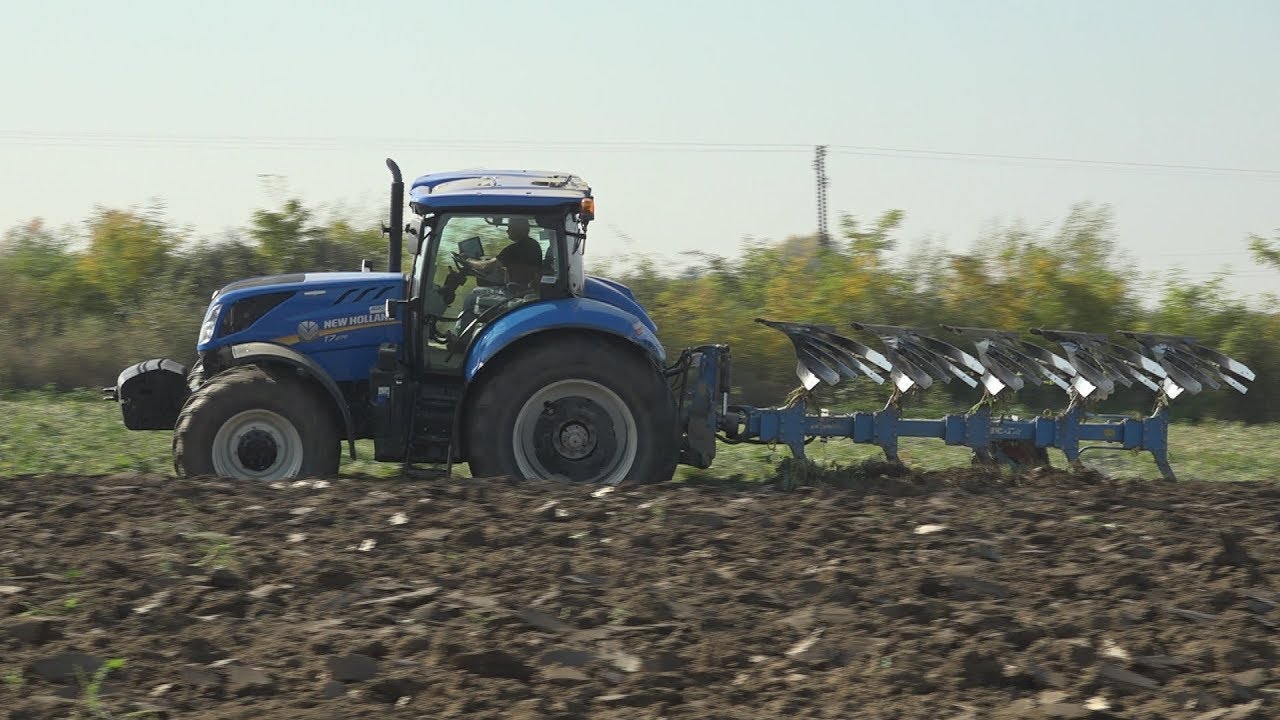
[{"left": 173, "top": 365, "right": 339, "bottom": 479}]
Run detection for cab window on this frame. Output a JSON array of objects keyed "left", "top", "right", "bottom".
[{"left": 418, "top": 214, "right": 559, "bottom": 368}]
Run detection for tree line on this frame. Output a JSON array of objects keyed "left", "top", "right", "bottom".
[{"left": 1, "top": 200, "right": 1276, "bottom": 422}]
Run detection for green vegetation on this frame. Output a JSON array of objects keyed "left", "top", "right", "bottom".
[
  {"left": 18, "top": 594, "right": 84, "bottom": 617},
  {"left": 194, "top": 537, "right": 235, "bottom": 570},
  {"left": 0, "top": 195, "right": 1276, "bottom": 480},
  {"left": 0, "top": 390, "right": 395, "bottom": 477},
  {"left": 0, "top": 391, "right": 173, "bottom": 475},
  {"left": 1, "top": 199, "right": 1277, "bottom": 421},
  {"left": 1, "top": 390, "right": 1277, "bottom": 482},
  {"left": 680, "top": 422, "right": 1280, "bottom": 484},
  {"left": 599, "top": 206, "right": 1279, "bottom": 421},
  {"left": 0, "top": 204, "right": 387, "bottom": 391},
  {"left": 75, "top": 657, "right": 126, "bottom": 720}
]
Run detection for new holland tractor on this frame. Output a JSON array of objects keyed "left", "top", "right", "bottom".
[{"left": 109, "top": 161, "right": 1254, "bottom": 484}]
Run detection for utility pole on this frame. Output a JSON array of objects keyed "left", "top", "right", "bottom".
[{"left": 814, "top": 145, "right": 830, "bottom": 246}]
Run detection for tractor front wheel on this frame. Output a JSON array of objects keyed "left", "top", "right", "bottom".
[
  {"left": 465, "top": 336, "right": 678, "bottom": 485},
  {"left": 173, "top": 365, "right": 340, "bottom": 480}
]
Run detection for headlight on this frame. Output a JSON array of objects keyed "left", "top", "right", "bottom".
[
  {"left": 198, "top": 304, "right": 222, "bottom": 344},
  {"left": 219, "top": 292, "right": 294, "bottom": 336}
]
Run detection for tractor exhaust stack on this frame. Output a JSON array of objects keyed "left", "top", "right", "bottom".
[{"left": 385, "top": 158, "right": 404, "bottom": 274}]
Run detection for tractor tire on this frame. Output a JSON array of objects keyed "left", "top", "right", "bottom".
[
  {"left": 465, "top": 335, "right": 678, "bottom": 485},
  {"left": 173, "top": 365, "right": 340, "bottom": 481}
]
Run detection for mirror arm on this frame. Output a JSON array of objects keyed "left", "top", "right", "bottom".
[{"left": 384, "top": 297, "right": 414, "bottom": 319}]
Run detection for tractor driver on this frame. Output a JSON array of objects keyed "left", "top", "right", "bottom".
[{"left": 460, "top": 217, "right": 544, "bottom": 290}]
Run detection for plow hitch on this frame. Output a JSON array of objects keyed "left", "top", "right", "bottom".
[{"left": 719, "top": 320, "right": 1255, "bottom": 481}]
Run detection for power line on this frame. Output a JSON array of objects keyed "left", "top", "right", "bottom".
[
  {"left": 0, "top": 132, "right": 808, "bottom": 154},
  {"left": 2, "top": 130, "right": 1279, "bottom": 179},
  {"left": 1157, "top": 265, "right": 1272, "bottom": 273},
  {"left": 1149, "top": 249, "right": 1256, "bottom": 258},
  {"left": 829, "top": 144, "right": 1280, "bottom": 179}
]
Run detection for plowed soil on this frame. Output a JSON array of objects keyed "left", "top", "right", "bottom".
[{"left": 2, "top": 469, "right": 1279, "bottom": 719}]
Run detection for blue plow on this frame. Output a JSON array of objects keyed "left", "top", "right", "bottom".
[{"left": 706, "top": 321, "right": 1255, "bottom": 481}]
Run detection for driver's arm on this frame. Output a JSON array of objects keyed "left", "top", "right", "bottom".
[
  {"left": 465, "top": 256, "right": 502, "bottom": 273},
  {"left": 461, "top": 255, "right": 508, "bottom": 285}
]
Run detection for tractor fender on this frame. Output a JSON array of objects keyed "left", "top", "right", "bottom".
[
  {"left": 464, "top": 297, "right": 665, "bottom": 382},
  {"left": 217, "top": 341, "right": 357, "bottom": 460}
]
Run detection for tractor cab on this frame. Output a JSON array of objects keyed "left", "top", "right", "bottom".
[
  {"left": 367, "top": 165, "right": 667, "bottom": 472},
  {"left": 400, "top": 169, "right": 595, "bottom": 374}
]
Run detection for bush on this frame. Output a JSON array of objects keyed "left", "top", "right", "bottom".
[{"left": 1, "top": 200, "right": 1275, "bottom": 422}]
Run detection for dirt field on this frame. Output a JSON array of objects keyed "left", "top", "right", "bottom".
[{"left": 2, "top": 468, "right": 1278, "bottom": 719}]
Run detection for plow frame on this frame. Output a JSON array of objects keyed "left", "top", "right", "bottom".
[
  {"left": 675, "top": 319, "right": 1252, "bottom": 481},
  {"left": 722, "top": 398, "right": 1174, "bottom": 480}
]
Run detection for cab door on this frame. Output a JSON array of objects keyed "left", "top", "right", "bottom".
[
  {"left": 417, "top": 213, "right": 568, "bottom": 372},
  {"left": 371, "top": 218, "right": 434, "bottom": 461}
]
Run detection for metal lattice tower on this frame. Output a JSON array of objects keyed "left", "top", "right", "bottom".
[{"left": 814, "top": 145, "right": 829, "bottom": 245}]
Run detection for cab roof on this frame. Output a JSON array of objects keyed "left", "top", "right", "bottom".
[{"left": 408, "top": 169, "right": 592, "bottom": 213}]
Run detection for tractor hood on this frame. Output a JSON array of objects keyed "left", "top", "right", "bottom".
[
  {"left": 211, "top": 271, "right": 405, "bottom": 301},
  {"left": 199, "top": 272, "right": 406, "bottom": 382}
]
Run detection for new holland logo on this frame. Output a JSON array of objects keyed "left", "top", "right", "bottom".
[{"left": 296, "top": 320, "right": 321, "bottom": 341}]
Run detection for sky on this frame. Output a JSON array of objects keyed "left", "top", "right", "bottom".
[{"left": 2, "top": 0, "right": 1278, "bottom": 298}]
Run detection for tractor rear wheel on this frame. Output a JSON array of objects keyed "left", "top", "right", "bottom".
[
  {"left": 173, "top": 365, "right": 340, "bottom": 480},
  {"left": 465, "top": 335, "right": 678, "bottom": 485}
]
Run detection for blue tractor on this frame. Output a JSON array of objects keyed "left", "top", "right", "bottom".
[
  {"left": 111, "top": 161, "right": 1253, "bottom": 483},
  {"left": 111, "top": 161, "right": 723, "bottom": 483}
]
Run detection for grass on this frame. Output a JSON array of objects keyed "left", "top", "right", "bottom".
[
  {"left": 17, "top": 595, "right": 83, "bottom": 617},
  {"left": 194, "top": 538, "right": 235, "bottom": 570},
  {"left": 1, "top": 390, "right": 1277, "bottom": 483},
  {"left": 0, "top": 389, "right": 400, "bottom": 477},
  {"left": 74, "top": 657, "right": 125, "bottom": 720},
  {"left": 684, "top": 422, "right": 1280, "bottom": 483}
]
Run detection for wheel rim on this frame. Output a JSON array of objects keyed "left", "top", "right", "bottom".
[
  {"left": 512, "top": 379, "right": 638, "bottom": 485},
  {"left": 211, "top": 409, "right": 305, "bottom": 480}
]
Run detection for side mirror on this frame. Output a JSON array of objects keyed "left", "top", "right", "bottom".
[{"left": 405, "top": 224, "right": 421, "bottom": 255}]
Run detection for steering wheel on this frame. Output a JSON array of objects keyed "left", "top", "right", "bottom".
[
  {"left": 452, "top": 252, "right": 510, "bottom": 287},
  {"left": 440, "top": 256, "right": 474, "bottom": 307}
]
